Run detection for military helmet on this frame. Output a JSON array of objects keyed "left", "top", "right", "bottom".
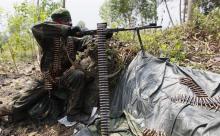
[{"left": 51, "top": 8, "right": 72, "bottom": 22}]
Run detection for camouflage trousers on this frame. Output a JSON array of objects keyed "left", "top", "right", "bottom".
[{"left": 12, "top": 69, "right": 98, "bottom": 122}]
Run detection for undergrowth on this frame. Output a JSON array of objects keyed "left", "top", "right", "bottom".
[
  {"left": 0, "top": 7, "right": 219, "bottom": 73},
  {"left": 114, "top": 7, "right": 220, "bottom": 73}
]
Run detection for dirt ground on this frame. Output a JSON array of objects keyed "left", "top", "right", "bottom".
[
  {"left": 0, "top": 61, "right": 79, "bottom": 136},
  {"left": 1, "top": 55, "right": 220, "bottom": 136},
  {"left": 0, "top": 37, "right": 219, "bottom": 135},
  {"left": 0, "top": 39, "right": 130, "bottom": 136}
]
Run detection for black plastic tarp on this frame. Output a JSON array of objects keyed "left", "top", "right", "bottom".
[{"left": 77, "top": 52, "right": 220, "bottom": 136}]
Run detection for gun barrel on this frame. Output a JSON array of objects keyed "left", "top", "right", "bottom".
[
  {"left": 81, "top": 30, "right": 97, "bottom": 35},
  {"left": 81, "top": 25, "right": 162, "bottom": 36},
  {"left": 108, "top": 25, "right": 162, "bottom": 32}
]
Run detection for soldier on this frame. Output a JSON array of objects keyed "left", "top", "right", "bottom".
[{"left": 0, "top": 8, "right": 90, "bottom": 123}]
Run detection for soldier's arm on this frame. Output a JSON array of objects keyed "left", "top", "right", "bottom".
[
  {"left": 31, "top": 22, "right": 71, "bottom": 86},
  {"left": 31, "top": 21, "right": 71, "bottom": 39}
]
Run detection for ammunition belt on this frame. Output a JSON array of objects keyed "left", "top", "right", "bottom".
[
  {"left": 66, "top": 37, "right": 75, "bottom": 60},
  {"left": 43, "top": 71, "right": 53, "bottom": 90},
  {"left": 171, "top": 95, "right": 220, "bottom": 111},
  {"left": 180, "top": 77, "right": 208, "bottom": 97},
  {"left": 170, "top": 77, "right": 220, "bottom": 111},
  {"left": 52, "top": 37, "right": 62, "bottom": 77},
  {"left": 143, "top": 128, "right": 167, "bottom": 136}
]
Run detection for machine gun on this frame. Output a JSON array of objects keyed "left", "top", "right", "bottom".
[
  {"left": 79, "top": 23, "right": 161, "bottom": 57},
  {"left": 82, "top": 23, "right": 161, "bottom": 136},
  {"left": 81, "top": 23, "right": 161, "bottom": 35}
]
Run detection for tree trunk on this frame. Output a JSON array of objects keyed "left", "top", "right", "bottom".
[
  {"left": 36, "top": 0, "right": 41, "bottom": 65},
  {"left": 37, "top": 0, "right": 40, "bottom": 21},
  {"left": 183, "top": 0, "right": 187, "bottom": 22},
  {"left": 63, "top": 0, "right": 65, "bottom": 8},
  {"left": 179, "top": 0, "right": 182, "bottom": 24},
  {"left": 187, "top": 0, "right": 193, "bottom": 21},
  {"left": 154, "top": 0, "right": 158, "bottom": 23}
]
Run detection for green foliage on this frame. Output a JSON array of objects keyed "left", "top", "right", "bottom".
[
  {"left": 115, "top": 27, "right": 186, "bottom": 64},
  {"left": 0, "top": 7, "right": 4, "bottom": 22},
  {"left": 0, "top": 0, "right": 61, "bottom": 62},
  {"left": 114, "top": 31, "right": 134, "bottom": 42},
  {"left": 145, "top": 28, "right": 186, "bottom": 63},
  {"left": 99, "top": 1, "right": 112, "bottom": 25},
  {"left": 200, "top": 0, "right": 220, "bottom": 13},
  {"left": 136, "top": 0, "right": 157, "bottom": 23},
  {"left": 100, "top": 0, "right": 133, "bottom": 27},
  {"left": 110, "top": 0, "right": 135, "bottom": 26},
  {"left": 77, "top": 20, "right": 86, "bottom": 29},
  {"left": 0, "top": 8, "right": 5, "bottom": 50},
  {"left": 39, "top": 0, "right": 61, "bottom": 21},
  {"left": 115, "top": 7, "right": 220, "bottom": 69},
  {"left": 99, "top": 0, "right": 157, "bottom": 27},
  {"left": 192, "top": 7, "right": 220, "bottom": 39}
]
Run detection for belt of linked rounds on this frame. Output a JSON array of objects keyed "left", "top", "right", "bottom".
[{"left": 171, "top": 77, "right": 220, "bottom": 111}]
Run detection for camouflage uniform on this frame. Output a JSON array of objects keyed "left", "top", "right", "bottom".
[{"left": 11, "top": 9, "right": 90, "bottom": 122}]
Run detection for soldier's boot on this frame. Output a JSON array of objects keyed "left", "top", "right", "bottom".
[
  {"left": 62, "top": 69, "right": 87, "bottom": 123},
  {"left": 66, "top": 90, "right": 82, "bottom": 122},
  {"left": 67, "top": 86, "right": 91, "bottom": 124},
  {"left": 67, "top": 96, "right": 90, "bottom": 124}
]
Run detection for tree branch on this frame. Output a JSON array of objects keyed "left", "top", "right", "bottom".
[{"left": 164, "top": 0, "right": 174, "bottom": 26}]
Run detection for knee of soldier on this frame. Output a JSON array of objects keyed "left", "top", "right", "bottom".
[
  {"left": 62, "top": 69, "right": 85, "bottom": 87},
  {"left": 63, "top": 69, "right": 85, "bottom": 78},
  {"left": 74, "top": 70, "right": 85, "bottom": 80},
  {"left": 69, "top": 70, "right": 85, "bottom": 88}
]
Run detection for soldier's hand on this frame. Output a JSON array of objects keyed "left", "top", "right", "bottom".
[
  {"left": 69, "top": 26, "right": 81, "bottom": 36},
  {"left": 68, "top": 63, "right": 82, "bottom": 70},
  {"left": 106, "top": 31, "right": 113, "bottom": 39}
]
